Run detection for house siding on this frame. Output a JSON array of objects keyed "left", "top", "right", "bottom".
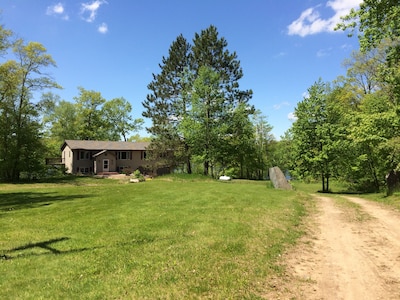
[
  {"left": 63, "top": 146, "right": 73, "bottom": 174},
  {"left": 60, "top": 140, "right": 154, "bottom": 175},
  {"left": 94, "top": 152, "right": 116, "bottom": 173},
  {"left": 74, "top": 150, "right": 94, "bottom": 174}
]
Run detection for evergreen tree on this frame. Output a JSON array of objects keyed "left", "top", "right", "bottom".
[
  {"left": 143, "top": 25, "right": 255, "bottom": 176},
  {"left": 142, "top": 34, "right": 192, "bottom": 172}
]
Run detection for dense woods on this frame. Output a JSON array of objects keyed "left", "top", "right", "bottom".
[
  {"left": 290, "top": 1, "right": 400, "bottom": 192},
  {"left": 1, "top": 1, "right": 399, "bottom": 191}
]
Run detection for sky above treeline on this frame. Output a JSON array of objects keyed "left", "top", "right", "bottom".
[{"left": 2, "top": 0, "right": 362, "bottom": 139}]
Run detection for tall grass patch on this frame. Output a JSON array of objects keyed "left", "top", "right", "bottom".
[{"left": 1, "top": 176, "right": 307, "bottom": 299}]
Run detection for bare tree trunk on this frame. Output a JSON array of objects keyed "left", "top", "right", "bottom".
[
  {"left": 186, "top": 158, "right": 192, "bottom": 174},
  {"left": 185, "top": 143, "right": 192, "bottom": 174},
  {"left": 203, "top": 160, "right": 209, "bottom": 176},
  {"left": 326, "top": 174, "right": 330, "bottom": 192}
]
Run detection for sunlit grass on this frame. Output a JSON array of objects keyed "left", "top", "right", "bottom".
[
  {"left": 292, "top": 180, "right": 349, "bottom": 194},
  {"left": 1, "top": 175, "right": 309, "bottom": 299},
  {"left": 333, "top": 197, "right": 372, "bottom": 222},
  {"left": 294, "top": 179, "right": 400, "bottom": 211},
  {"left": 355, "top": 190, "right": 400, "bottom": 211}
]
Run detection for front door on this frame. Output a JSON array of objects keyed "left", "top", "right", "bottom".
[{"left": 103, "top": 159, "right": 109, "bottom": 172}]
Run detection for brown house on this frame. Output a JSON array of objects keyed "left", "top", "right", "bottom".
[{"left": 61, "top": 140, "right": 152, "bottom": 175}]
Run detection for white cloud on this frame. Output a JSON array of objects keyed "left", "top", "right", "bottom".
[
  {"left": 341, "top": 43, "right": 353, "bottom": 50},
  {"left": 48, "top": 3, "right": 64, "bottom": 14},
  {"left": 288, "top": 112, "right": 297, "bottom": 122},
  {"left": 80, "top": 0, "right": 107, "bottom": 23},
  {"left": 316, "top": 47, "right": 332, "bottom": 57},
  {"left": 274, "top": 51, "right": 287, "bottom": 58},
  {"left": 46, "top": 3, "right": 69, "bottom": 20},
  {"left": 98, "top": 23, "right": 108, "bottom": 34},
  {"left": 273, "top": 101, "right": 290, "bottom": 110},
  {"left": 287, "top": 0, "right": 362, "bottom": 37}
]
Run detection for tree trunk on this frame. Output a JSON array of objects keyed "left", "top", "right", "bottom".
[
  {"left": 203, "top": 160, "right": 209, "bottom": 176},
  {"left": 186, "top": 158, "right": 192, "bottom": 174},
  {"left": 326, "top": 174, "right": 330, "bottom": 192},
  {"left": 369, "top": 161, "right": 380, "bottom": 192},
  {"left": 185, "top": 143, "right": 192, "bottom": 174}
]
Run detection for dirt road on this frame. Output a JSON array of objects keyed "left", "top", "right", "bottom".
[{"left": 266, "top": 195, "right": 400, "bottom": 299}]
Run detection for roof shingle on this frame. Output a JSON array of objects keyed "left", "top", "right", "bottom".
[{"left": 62, "top": 140, "right": 150, "bottom": 151}]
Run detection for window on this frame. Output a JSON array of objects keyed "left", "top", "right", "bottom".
[
  {"left": 141, "top": 151, "right": 147, "bottom": 160},
  {"left": 118, "top": 151, "right": 130, "bottom": 160},
  {"left": 79, "top": 151, "right": 90, "bottom": 160}
]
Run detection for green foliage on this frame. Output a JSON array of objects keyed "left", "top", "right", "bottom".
[
  {"left": 132, "top": 169, "right": 145, "bottom": 181},
  {"left": 42, "top": 88, "right": 143, "bottom": 144},
  {"left": 102, "top": 97, "right": 144, "bottom": 141},
  {"left": 346, "top": 92, "right": 399, "bottom": 191},
  {"left": 292, "top": 79, "right": 342, "bottom": 192},
  {"left": 142, "top": 35, "right": 192, "bottom": 172},
  {"left": 0, "top": 26, "right": 60, "bottom": 181},
  {"left": 291, "top": 5, "right": 400, "bottom": 193},
  {"left": 180, "top": 66, "right": 228, "bottom": 175},
  {"left": 143, "top": 25, "right": 263, "bottom": 178},
  {"left": 221, "top": 167, "right": 237, "bottom": 178},
  {"left": 337, "top": 0, "right": 400, "bottom": 53},
  {"left": 338, "top": 1, "right": 400, "bottom": 104},
  {"left": 74, "top": 87, "right": 108, "bottom": 140},
  {"left": 42, "top": 94, "right": 79, "bottom": 145}
]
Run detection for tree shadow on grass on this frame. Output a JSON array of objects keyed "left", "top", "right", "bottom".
[
  {"left": 1, "top": 237, "right": 99, "bottom": 260},
  {"left": 0, "top": 192, "right": 91, "bottom": 211},
  {"left": 317, "top": 190, "right": 363, "bottom": 194},
  {"left": 8, "top": 175, "right": 105, "bottom": 185}
]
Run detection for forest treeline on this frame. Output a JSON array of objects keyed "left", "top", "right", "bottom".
[{"left": 0, "top": 1, "right": 399, "bottom": 193}]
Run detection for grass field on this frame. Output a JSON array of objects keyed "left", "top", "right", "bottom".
[
  {"left": 0, "top": 175, "right": 309, "bottom": 299},
  {"left": 294, "top": 179, "right": 400, "bottom": 211}
]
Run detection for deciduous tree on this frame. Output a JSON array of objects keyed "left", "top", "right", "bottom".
[
  {"left": 103, "top": 97, "right": 143, "bottom": 141},
  {"left": 0, "top": 34, "right": 60, "bottom": 181},
  {"left": 292, "top": 79, "right": 340, "bottom": 192}
]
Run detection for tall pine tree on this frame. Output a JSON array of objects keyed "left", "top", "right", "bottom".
[{"left": 142, "top": 25, "right": 253, "bottom": 176}]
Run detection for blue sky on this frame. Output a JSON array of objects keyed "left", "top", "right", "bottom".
[{"left": 2, "top": 0, "right": 362, "bottom": 139}]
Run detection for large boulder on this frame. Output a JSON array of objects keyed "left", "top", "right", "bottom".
[{"left": 269, "top": 166, "right": 292, "bottom": 190}]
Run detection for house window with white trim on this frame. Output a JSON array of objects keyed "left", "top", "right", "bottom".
[{"left": 117, "top": 151, "right": 130, "bottom": 160}]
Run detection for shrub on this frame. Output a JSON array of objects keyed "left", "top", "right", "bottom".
[{"left": 132, "top": 169, "right": 145, "bottom": 182}]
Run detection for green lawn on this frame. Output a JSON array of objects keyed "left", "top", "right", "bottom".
[
  {"left": 293, "top": 179, "right": 400, "bottom": 211},
  {"left": 1, "top": 175, "right": 308, "bottom": 299}
]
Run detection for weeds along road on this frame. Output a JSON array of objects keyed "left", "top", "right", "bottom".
[{"left": 267, "top": 195, "right": 400, "bottom": 300}]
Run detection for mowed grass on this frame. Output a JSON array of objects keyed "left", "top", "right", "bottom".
[
  {"left": 294, "top": 180, "right": 400, "bottom": 211},
  {"left": 0, "top": 175, "right": 308, "bottom": 299}
]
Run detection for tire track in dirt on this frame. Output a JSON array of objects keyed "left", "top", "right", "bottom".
[{"left": 265, "top": 195, "right": 400, "bottom": 299}]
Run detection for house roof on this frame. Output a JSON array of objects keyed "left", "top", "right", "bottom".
[{"left": 61, "top": 140, "right": 150, "bottom": 151}]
